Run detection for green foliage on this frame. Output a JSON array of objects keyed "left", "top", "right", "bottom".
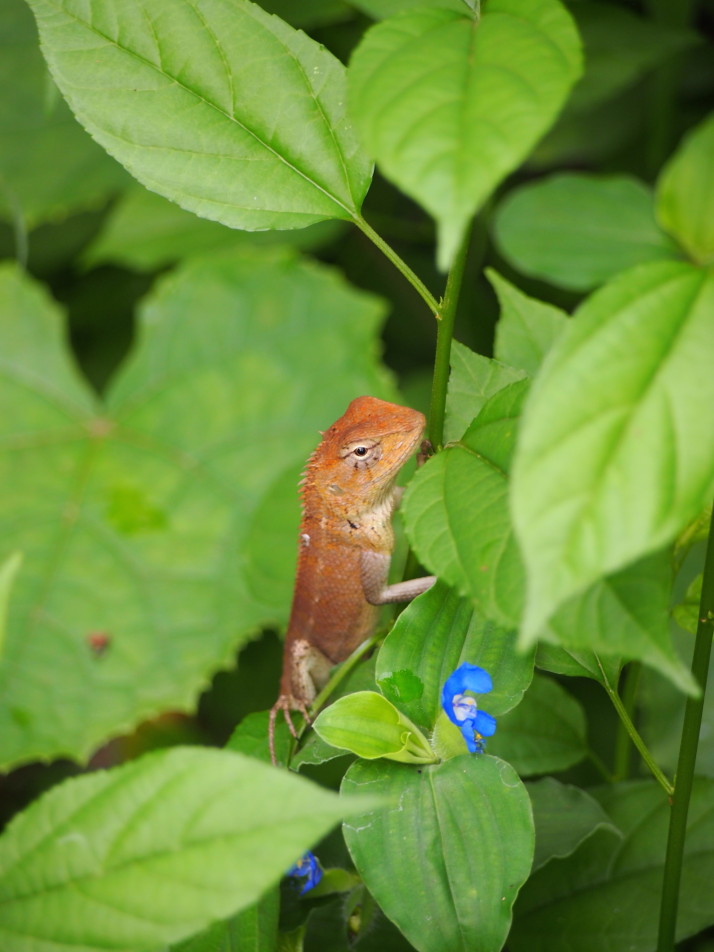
[
  {"left": 511, "top": 261, "right": 714, "bottom": 642},
  {"left": 4, "top": 0, "right": 714, "bottom": 950},
  {"left": 0, "top": 746, "right": 375, "bottom": 952},
  {"left": 343, "top": 755, "right": 534, "bottom": 952},
  {"left": 493, "top": 175, "right": 682, "bottom": 291},
  {"left": 0, "top": 251, "right": 393, "bottom": 769},
  {"left": 27, "top": 0, "right": 372, "bottom": 232},
  {"left": 0, "top": 0, "right": 127, "bottom": 227},
  {"left": 511, "top": 779, "right": 714, "bottom": 951},
  {"left": 348, "top": 0, "right": 582, "bottom": 268}
]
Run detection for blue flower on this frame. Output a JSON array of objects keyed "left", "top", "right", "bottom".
[
  {"left": 442, "top": 663, "right": 496, "bottom": 754},
  {"left": 288, "top": 851, "right": 323, "bottom": 895}
]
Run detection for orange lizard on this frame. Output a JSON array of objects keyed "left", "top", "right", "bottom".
[{"left": 269, "top": 395, "right": 436, "bottom": 763}]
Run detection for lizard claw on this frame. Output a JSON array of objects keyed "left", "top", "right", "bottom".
[
  {"left": 269, "top": 695, "right": 311, "bottom": 766},
  {"left": 417, "top": 439, "right": 433, "bottom": 467}
]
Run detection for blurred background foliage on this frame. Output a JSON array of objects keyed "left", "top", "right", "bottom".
[{"left": 1, "top": 0, "right": 712, "bottom": 834}]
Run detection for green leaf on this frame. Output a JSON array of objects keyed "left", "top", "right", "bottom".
[
  {"left": 404, "top": 380, "right": 529, "bottom": 626},
  {"left": 511, "top": 261, "right": 714, "bottom": 641},
  {"left": 673, "top": 572, "right": 703, "bottom": 635},
  {"left": 493, "top": 175, "right": 681, "bottom": 292},
  {"left": 489, "top": 270, "right": 569, "bottom": 375},
  {"left": 528, "top": 778, "right": 618, "bottom": 872},
  {"left": 343, "top": 756, "right": 534, "bottom": 952},
  {"left": 313, "top": 691, "right": 436, "bottom": 763},
  {"left": 83, "top": 185, "right": 347, "bottom": 271},
  {"left": 445, "top": 340, "right": 526, "bottom": 443},
  {"left": 0, "top": 0, "right": 127, "bottom": 227},
  {"left": 0, "top": 552, "right": 21, "bottom": 660},
  {"left": 541, "top": 550, "right": 696, "bottom": 694},
  {"left": 0, "top": 746, "right": 376, "bottom": 952},
  {"left": 348, "top": 0, "right": 582, "bottom": 269},
  {"left": 488, "top": 674, "right": 587, "bottom": 776},
  {"left": 656, "top": 112, "right": 714, "bottom": 266},
  {"left": 376, "top": 580, "right": 533, "bottom": 732},
  {"left": 350, "top": 0, "right": 466, "bottom": 19},
  {"left": 26, "top": 0, "right": 372, "bottom": 233},
  {"left": 170, "top": 890, "right": 278, "bottom": 952},
  {"left": 536, "top": 643, "right": 621, "bottom": 686},
  {"left": 511, "top": 779, "right": 714, "bottom": 951},
  {"left": 0, "top": 251, "right": 394, "bottom": 769}
]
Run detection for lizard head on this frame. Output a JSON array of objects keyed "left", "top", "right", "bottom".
[{"left": 304, "top": 396, "right": 426, "bottom": 509}]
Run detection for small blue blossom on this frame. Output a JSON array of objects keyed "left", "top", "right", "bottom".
[
  {"left": 288, "top": 851, "right": 323, "bottom": 895},
  {"left": 442, "top": 663, "right": 496, "bottom": 754}
]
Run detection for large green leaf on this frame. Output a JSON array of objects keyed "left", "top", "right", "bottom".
[
  {"left": 343, "top": 756, "right": 534, "bottom": 952},
  {"left": 0, "top": 746, "right": 373, "bottom": 952},
  {"left": 493, "top": 175, "right": 681, "bottom": 291},
  {"left": 348, "top": 0, "right": 581, "bottom": 268},
  {"left": 511, "top": 261, "right": 714, "bottom": 641},
  {"left": 488, "top": 674, "right": 587, "bottom": 776},
  {"left": 444, "top": 340, "right": 526, "bottom": 443},
  {"left": 527, "top": 778, "right": 617, "bottom": 873},
  {"left": 510, "top": 779, "right": 714, "bottom": 951},
  {"left": 404, "top": 380, "right": 529, "bottom": 626},
  {"left": 26, "top": 0, "right": 372, "bottom": 233},
  {"left": 83, "top": 185, "right": 346, "bottom": 271},
  {"left": 656, "top": 112, "right": 714, "bottom": 267},
  {"left": 0, "top": 553, "right": 21, "bottom": 661},
  {"left": 541, "top": 550, "right": 695, "bottom": 694},
  {"left": 171, "top": 891, "right": 278, "bottom": 952},
  {"left": 0, "top": 251, "right": 394, "bottom": 769},
  {"left": 489, "top": 270, "right": 569, "bottom": 375},
  {"left": 0, "top": 0, "right": 127, "bottom": 227}
]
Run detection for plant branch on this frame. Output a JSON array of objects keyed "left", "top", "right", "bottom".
[
  {"left": 657, "top": 502, "right": 714, "bottom": 951},
  {"left": 428, "top": 230, "right": 471, "bottom": 449},
  {"left": 354, "top": 216, "right": 440, "bottom": 317},
  {"left": 598, "top": 658, "right": 673, "bottom": 796}
]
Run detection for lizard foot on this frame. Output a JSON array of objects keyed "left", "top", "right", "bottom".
[{"left": 269, "top": 695, "right": 311, "bottom": 766}]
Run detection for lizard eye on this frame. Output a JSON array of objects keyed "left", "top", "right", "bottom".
[{"left": 340, "top": 440, "right": 382, "bottom": 469}]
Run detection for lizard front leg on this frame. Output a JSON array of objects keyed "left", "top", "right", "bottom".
[
  {"left": 360, "top": 550, "right": 436, "bottom": 605},
  {"left": 269, "top": 638, "right": 333, "bottom": 765}
]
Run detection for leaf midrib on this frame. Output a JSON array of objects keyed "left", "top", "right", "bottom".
[{"left": 41, "top": 0, "right": 358, "bottom": 219}]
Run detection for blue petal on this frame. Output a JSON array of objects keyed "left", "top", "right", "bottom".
[
  {"left": 459, "top": 722, "right": 481, "bottom": 753},
  {"left": 288, "top": 851, "right": 323, "bottom": 895},
  {"left": 474, "top": 710, "right": 497, "bottom": 737},
  {"left": 441, "top": 663, "right": 493, "bottom": 725}
]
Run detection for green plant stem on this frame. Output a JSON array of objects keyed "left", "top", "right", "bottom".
[
  {"left": 657, "top": 503, "right": 714, "bottom": 952},
  {"left": 428, "top": 230, "right": 471, "bottom": 449},
  {"left": 613, "top": 663, "right": 642, "bottom": 781},
  {"left": 599, "top": 660, "right": 673, "bottom": 796},
  {"left": 354, "top": 216, "right": 440, "bottom": 317}
]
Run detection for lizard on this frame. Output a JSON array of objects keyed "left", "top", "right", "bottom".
[{"left": 269, "top": 395, "right": 436, "bottom": 764}]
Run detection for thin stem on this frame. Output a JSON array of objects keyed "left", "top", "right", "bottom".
[
  {"left": 354, "top": 216, "right": 440, "bottom": 317},
  {"left": 428, "top": 230, "right": 471, "bottom": 449},
  {"left": 613, "top": 663, "right": 641, "bottom": 781},
  {"left": 599, "top": 659, "right": 673, "bottom": 796},
  {"left": 657, "top": 502, "right": 714, "bottom": 952}
]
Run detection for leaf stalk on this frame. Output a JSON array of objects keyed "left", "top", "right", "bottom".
[{"left": 354, "top": 216, "right": 440, "bottom": 317}]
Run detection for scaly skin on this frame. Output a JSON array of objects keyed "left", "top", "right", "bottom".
[{"left": 269, "top": 395, "right": 435, "bottom": 763}]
